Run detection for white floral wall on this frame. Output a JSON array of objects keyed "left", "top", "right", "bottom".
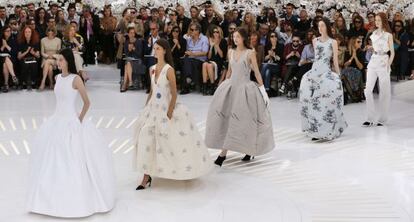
[{"left": 0, "top": 0, "right": 413, "bottom": 19}]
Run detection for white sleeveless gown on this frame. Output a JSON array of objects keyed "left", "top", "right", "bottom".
[{"left": 26, "top": 74, "right": 115, "bottom": 218}]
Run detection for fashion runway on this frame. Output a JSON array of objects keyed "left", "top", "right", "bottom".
[{"left": 1, "top": 65, "right": 414, "bottom": 222}]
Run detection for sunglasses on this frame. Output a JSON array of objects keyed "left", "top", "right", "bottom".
[
  {"left": 355, "top": 20, "right": 362, "bottom": 23},
  {"left": 169, "top": 14, "right": 176, "bottom": 16},
  {"left": 172, "top": 29, "right": 179, "bottom": 33},
  {"left": 229, "top": 27, "right": 236, "bottom": 30},
  {"left": 270, "top": 35, "right": 276, "bottom": 38},
  {"left": 292, "top": 40, "right": 300, "bottom": 43},
  {"left": 190, "top": 28, "right": 198, "bottom": 31},
  {"left": 131, "top": 11, "right": 136, "bottom": 14}
]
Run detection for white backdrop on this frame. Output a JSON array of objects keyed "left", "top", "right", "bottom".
[{"left": 0, "top": 0, "right": 413, "bottom": 19}]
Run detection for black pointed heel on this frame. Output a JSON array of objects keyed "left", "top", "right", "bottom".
[
  {"left": 362, "top": 121, "right": 373, "bottom": 127},
  {"left": 214, "top": 155, "right": 226, "bottom": 167},
  {"left": 136, "top": 176, "right": 152, "bottom": 190},
  {"left": 241, "top": 155, "right": 254, "bottom": 161}
]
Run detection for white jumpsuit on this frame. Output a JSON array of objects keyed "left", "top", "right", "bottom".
[{"left": 364, "top": 30, "right": 392, "bottom": 124}]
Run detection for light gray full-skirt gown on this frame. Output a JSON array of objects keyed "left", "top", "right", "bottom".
[{"left": 205, "top": 49, "right": 275, "bottom": 156}]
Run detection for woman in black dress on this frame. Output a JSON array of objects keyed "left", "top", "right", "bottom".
[
  {"left": 202, "top": 25, "right": 227, "bottom": 95},
  {"left": 1, "top": 26, "right": 19, "bottom": 92},
  {"left": 17, "top": 26, "right": 40, "bottom": 90},
  {"left": 168, "top": 26, "right": 186, "bottom": 72}
]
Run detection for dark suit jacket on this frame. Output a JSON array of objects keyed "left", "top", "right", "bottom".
[
  {"left": 144, "top": 35, "right": 167, "bottom": 56},
  {"left": 79, "top": 14, "right": 100, "bottom": 42}
]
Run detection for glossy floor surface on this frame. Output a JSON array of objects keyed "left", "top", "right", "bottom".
[{"left": 1, "top": 65, "right": 414, "bottom": 222}]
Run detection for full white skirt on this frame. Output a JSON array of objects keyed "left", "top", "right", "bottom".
[{"left": 26, "top": 115, "right": 115, "bottom": 218}]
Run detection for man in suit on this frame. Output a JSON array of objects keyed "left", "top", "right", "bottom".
[
  {"left": 0, "top": 6, "right": 8, "bottom": 30},
  {"left": 143, "top": 21, "right": 165, "bottom": 92},
  {"left": 79, "top": 5, "right": 100, "bottom": 65}
]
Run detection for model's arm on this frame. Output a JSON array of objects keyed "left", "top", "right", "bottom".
[
  {"left": 332, "top": 40, "right": 341, "bottom": 74},
  {"left": 73, "top": 76, "right": 90, "bottom": 122},
  {"left": 166, "top": 67, "right": 177, "bottom": 119},
  {"left": 249, "top": 50, "right": 264, "bottom": 86},
  {"left": 388, "top": 33, "right": 395, "bottom": 69}
]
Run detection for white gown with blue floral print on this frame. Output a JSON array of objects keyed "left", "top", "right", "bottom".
[
  {"left": 133, "top": 64, "right": 213, "bottom": 180},
  {"left": 299, "top": 38, "right": 347, "bottom": 140}
]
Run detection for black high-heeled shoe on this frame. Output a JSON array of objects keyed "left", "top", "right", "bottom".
[
  {"left": 136, "top": 176, "right": 152, "bottom": 190},
  {"left": 214, "top": 155, "right": 226, "bottom": 167},
  {"left": 241, "top": 155, "right": 254, "bottom": 161},
  {"left": 11, "top": 76, "right": 19, "bottom": 85},
  {"left": 362, "top": 121, "right": 373, "bottom": 127}
]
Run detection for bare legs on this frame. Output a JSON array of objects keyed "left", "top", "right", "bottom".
[
  {"left": 121, "top": 62, "right": 133, "bottom": 92},
  {"left": 136, "top": 174, "right": 152, "bottom": 190},
  {"left": 40, "top": 59, "right": 55, "bottom": 90},
  {"left": 2, "top": 57, "right": 18, "bottom": 92},
  {"left": 202, "top": 62, "right": 216, "bottom": 95}
]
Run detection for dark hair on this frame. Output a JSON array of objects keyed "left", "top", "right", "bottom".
[
  {"left": 169, "top": 25, "right": 181, "bottom": 39},
  {"left": 67, "top": 3, "right": 76, "bottom": 11},
  {"left": 235, "top": 27, "right": 251, "bottom": 49},
  {"left": 154, "top": 39, "right": 174, "bottom": 68},
  {"left": 265, "top": 31, "right": 278, "bottom": 51},
  {"left": 190, "top": 6, "right": 199, "bottom": 12},
  {"left": 59, "top": 48, "right": 78, "bottom": 75},
  {"left": 150, "top": 8, "right": 158, "bottom": 14},
  {"left": 35, "top": 7, "right": 49, "bottom": 23},
  {"left": 286, "top": 3, "right": 295, "bottom": 8},
  {"left": 353, "top": 15, "right": 364, "bottom": 25},
  {"left": 127, "top": 26, "right": 136, "bottom": 35},
  {"left": 269, "top": 16, "right": 278, "bottom": 24},
  {"left": 103, "top": 5, "right": 113, "bottom": 17},
  {"left": 1, "top": 25, "right": 12, "bottom": 40},
  {"left": 315, "top": 9, "right": 324, "bottom": 15},
  {"left": 393, "top": 20, "right": 405, "bottom": 35},
  {"left": 318, "top": 17, "right": 334, "bottom": 38},
  {"left": 367, "top": 12, "right": 375, "bottom": 18}
]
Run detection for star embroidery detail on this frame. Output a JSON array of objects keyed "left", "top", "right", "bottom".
[
  {"left": 179, "top": 131, "right": 186, "bottom": 136},
  {"left": 182, "top": 149, "right": 187, "bottom": 153},
  {"left": 186, "top": 166, "right": 192, "bottom": 171}
]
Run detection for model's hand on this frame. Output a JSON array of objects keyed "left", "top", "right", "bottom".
[
  {"left": 258, "top": 85, "right": 270, "bottom": 108},
  {"left": 167, "top": 110, "right": 173, "bottom": 119}
]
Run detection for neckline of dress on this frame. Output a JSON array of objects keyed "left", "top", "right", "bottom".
[
  {"left": 61, "top": 74, "right": 73, "bottom": 78},
  {"left": 318, "top": 37, "right": 330, "bottom": 43},
  {"left": 233, "top": 49, "right": 249, "bottom": 63},
  {"left": 154, "top": 64, "right": 168, "bottom": 85}
]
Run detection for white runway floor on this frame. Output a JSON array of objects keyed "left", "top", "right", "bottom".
[{"left": 1, "top": 64, "right": 414, "bottom": 222}]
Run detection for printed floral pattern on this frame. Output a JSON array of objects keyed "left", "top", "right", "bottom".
[{"left": 299, "top": 38, "right": 348, "bottom": 140}]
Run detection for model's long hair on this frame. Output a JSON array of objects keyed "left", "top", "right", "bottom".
[
  {"left": 376, "top": 12, "right": 392, "bottom": 33},
  {"left": 234, "top": 27, "right": 251, "bottom": 49},
  {"left": 154, "top": 38, "right": 174, "bottom": 68},
  {"left": 318, "top": 17, "right": 334, "bottom": 39},
  {"left": 59, "top": 48, "right": 78, "bottom": 75}
]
